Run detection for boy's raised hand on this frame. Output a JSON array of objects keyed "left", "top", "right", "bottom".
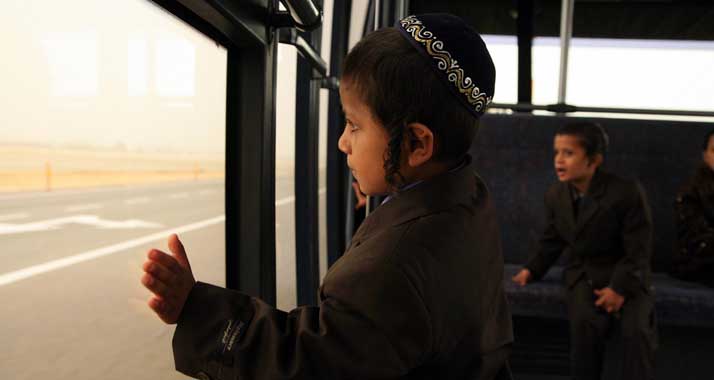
[{"left": 141, "top": 234, "right": 196, "bottom": 324}]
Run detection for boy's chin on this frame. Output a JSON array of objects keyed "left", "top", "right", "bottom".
[{"left": 556, "top": 173, "right": 570, "bottom": 182}]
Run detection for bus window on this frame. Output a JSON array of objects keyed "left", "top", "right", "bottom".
[
  {"left": 482, "top": 35, "right": 519, "bottom": 104},
  {"left": 0, "top": 0, "right": 226, "bottom": 378},
  {"left": 533, "top": 36, "right": 714, "bottom": 120}
]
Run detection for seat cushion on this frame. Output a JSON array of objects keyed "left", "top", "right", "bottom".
[{"left": 503, "top": 264, "right": 714, "bottom": 328}]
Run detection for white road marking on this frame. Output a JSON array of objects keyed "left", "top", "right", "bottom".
[
  {"left": 0, "top": 215, "right": 163, "bottom": 235},
  {"left": 169, "top": 193, "right": 189, "bottom": 199},
  {"left": 65, "top": 203, "right": 103, "bottom": 212},
  {"left": 124, "top": 197, "right": 150, "bottom": 205},
  {"left": 0, "top": 215, "right": 225, "bottom": 286},
  {"left": 0, "top": 193, "right": 303, "bottom": 285},
  {"left": 273, "top": 189, "right": 324, "bottom": 206},
  {"left": 0, "top": 213, "right": 30, "bottom": 222}
]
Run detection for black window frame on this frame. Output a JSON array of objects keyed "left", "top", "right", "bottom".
[{"left": 152, "top": 0, "right": 279, "bottom": 305}]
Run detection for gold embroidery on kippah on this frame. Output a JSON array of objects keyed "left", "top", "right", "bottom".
[{"left": 400, "top": 15, "right": 492, "bottom": 113}]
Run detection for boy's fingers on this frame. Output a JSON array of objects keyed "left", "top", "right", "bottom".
[
  {"left": 142, "top": 272, "right": 171, "bottom": 298},
  {"left": 148, "top": 296, "right": 164, "bottom": 314},
  {"left": 143, "top": 260, "right": 175, "bottom": 284},
  {"left": 147, "top": 249, "right": 183, "bottom": 274},
  {"left": 168, "top": 234, "right": 191, "bottom": 269},
  {"left": 594, "top": 296, "right": 605, "bottom": 307},
  {"left": 148, "top": 297, "right": 178, "bottom": 324}
]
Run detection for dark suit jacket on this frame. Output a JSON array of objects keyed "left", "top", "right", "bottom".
[
  {"left": 172, "top": 164, "right": 513, "bottom": 379},
  {"left": 672, "top": 165, "right": 714, "bottom": 286},
  {"left": 525, "top": 170, "right": 653, "bottom": 298}
]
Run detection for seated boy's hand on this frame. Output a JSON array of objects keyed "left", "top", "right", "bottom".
[
  {"left": 141, "top": 233, "right": 196, "bottom": 324},
  {"left": 511, "top": 268, "right": 531, "bottom": 286},
  {"left": 593, "top": 287, "right": 625, "bottom": 314}
]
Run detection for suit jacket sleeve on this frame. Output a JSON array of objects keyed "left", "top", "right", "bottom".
[
  {"left": 525, "top": 191, "right": 568, "bottom": 281},
  {"left": 610, "top": 181, "right": 653, "bottom": 298},
  {"left": 172, "top": 262, "right": 432, "bottom": 380},
  {"left": 675, "top": 187, "right": 714, "bottom": 254}
]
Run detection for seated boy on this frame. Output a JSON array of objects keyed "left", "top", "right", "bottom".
[
  {"left": 512, "top": 122, "right": 658, "bottom": 380},
  {"left": 672, "top": 129, "right": 714, "bottom": 287}
]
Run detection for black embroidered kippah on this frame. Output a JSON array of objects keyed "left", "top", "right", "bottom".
[{"left": 396, "top": 13, "right": 495, "bottom": 118}]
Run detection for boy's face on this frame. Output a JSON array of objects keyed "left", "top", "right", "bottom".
[
  {"left": 338, "top": 83, "right": 390, "bottom": 195},
  {"left": 703, "top": 136, "right": 714, "bottom": 171},
  {"left": 553, "top": 134, "right": 600, "bottom": 185}
]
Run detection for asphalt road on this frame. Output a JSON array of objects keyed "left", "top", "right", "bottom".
[{"left": 0, "top": 178, "right": 317, "bottom": 380}]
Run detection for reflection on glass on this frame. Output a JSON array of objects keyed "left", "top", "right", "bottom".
[
  {"left": 127, "top": 38, "right": 149, "bottom": 97},
  {"left": 156, "top": 37, "right": 196, "bottom": 97},
  {"left": 43, "top": 32, "right": 98, "bottom": 97},
  {"left": 0, "top": 1, "right": 227, "bottom": 379}
]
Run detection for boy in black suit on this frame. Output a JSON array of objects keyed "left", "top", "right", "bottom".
[
  {"left": 140, "top": 14, "right": 513, "bottom": 380},
  {"left": 512, "top": 122, "right": 657, "bottom": 380}
]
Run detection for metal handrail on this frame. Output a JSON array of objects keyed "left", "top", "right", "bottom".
[
  {"left": 278, "top": 28, "right": 328, "bottom": 77},
  {"left": 489, "top": 102, "right": 714, "bottom": 118},
  {"left": 278, "top": 0, "right": 322, "bottom": 32}
]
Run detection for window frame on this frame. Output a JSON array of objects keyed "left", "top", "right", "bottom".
[{"left": 152, "top": 0, "right": 279, "bottom": 304}]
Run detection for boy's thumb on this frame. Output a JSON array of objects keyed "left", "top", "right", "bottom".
[{"left": 168, "top": 234, "right": 191, "bottom": 269}]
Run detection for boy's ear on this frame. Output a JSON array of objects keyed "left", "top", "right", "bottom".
[
  {"left": 404, "top": 122, "right": 435, "bottom": 167},
  {"left": 588, "top": 153, "right": 604, "bottom": 168}
]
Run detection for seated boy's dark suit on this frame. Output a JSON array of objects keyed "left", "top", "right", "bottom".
[
  {"left": 672, "top": 165, "right": 714, "bottom": 287},
  {"left": 525, "top": 169, "right": 658, "bottom": 380}
]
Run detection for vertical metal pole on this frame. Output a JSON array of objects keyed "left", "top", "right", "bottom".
[
  {"left": 327, "top": 0, "right": 352, "bottom": 261},
  {"left": 374, "top": 0, "right": 380, "bottom": 32},
  {"left": 395, "top": 0, "right": 408, "bottom": 19},
  {"left": 517, "top": 0, "right": 533, "bottom": 106},
  {"left": 557, "top": 0, "right": 574, "bottom": 105},
  {"left": 294, "top": 0, "right": 322, "bottom": 307}
]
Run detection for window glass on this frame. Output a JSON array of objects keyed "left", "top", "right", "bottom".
[
  {"left": 0, "top": 1, "right": 227, "bottom": 379},
  {"left": 533, "top": 36, "right": 714, "bottom": 120},
  {"left": 482, "top": 35, "right": 518, "bottom": 104}
]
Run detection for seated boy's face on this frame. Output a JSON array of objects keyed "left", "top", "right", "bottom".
[
  {"left": 553, "top": 134, "right": 598, "bottom": 184},
  {"left": 703, "top": 136, "right": 714, "bottom": 171},
  {"left": 337, "top": 83, "right": 391, "bottom": 196}
]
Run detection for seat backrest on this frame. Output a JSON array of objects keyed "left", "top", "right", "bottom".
[{"left": 470, "top": 113, "right": 712, "bottom": 271}]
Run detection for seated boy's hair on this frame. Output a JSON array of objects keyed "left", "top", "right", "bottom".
[
  {"left": 556, "top": 121, "right": 610, "bottom": 161},
  {"left": 701, "top": 129, "right": 714, "bottom": 151},
  {"left": 342, "top": 27, "right": 479, "bottom": 187}
]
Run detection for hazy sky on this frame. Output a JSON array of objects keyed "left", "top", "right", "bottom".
[
  {"left": 1, "top": 0, "right": 227, "bottom": 154},
  {"left": 3, "top": 0, "right": 713, "bottom": 156}
]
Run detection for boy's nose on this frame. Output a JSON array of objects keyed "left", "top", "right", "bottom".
[{"left": 338, "top": 128, "right": 350, "bottom": 154}]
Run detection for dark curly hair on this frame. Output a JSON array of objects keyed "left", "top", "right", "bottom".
[{"left": 341, "top": 27, "right": 480, "bottom": 190}]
